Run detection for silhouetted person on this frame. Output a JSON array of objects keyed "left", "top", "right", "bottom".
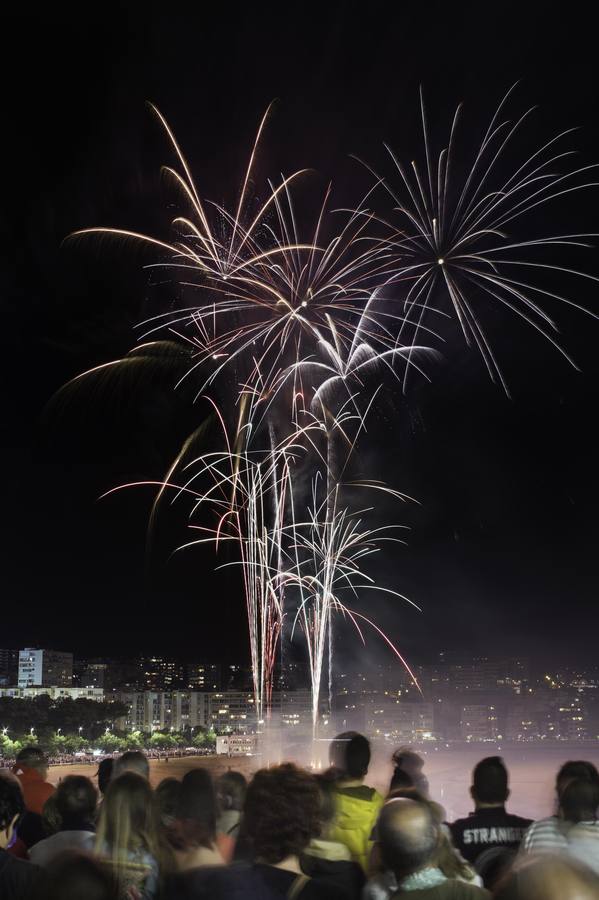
[
  {"left": 390, "top": 748, "right": 429, "bottom": 797},
  {"left": 376, "top": 798, "right": 489, "bottom": 899},
  {"left": 94, "top": 771, "right": 164, "bottom": 899},
  {"left": 522, "top": 760, "right": 599, "bottom": 855},
  {"left": 30, "top": 775, "right": 97, "bottom": 866},
  {"left": 112, "top": 750, "right": 150, "bottom": 781},
  {"left": 155, "top": 778, "right": 181, "bottom": 832},
  {"left": 165, "top": 763, "right": 347, "bottom": 899},
  {"left": 366, "top": 793, "right": 481, "bottom": 900},
  {"left": 449, "top": 757, "right": 531, "bottom": 865},
  {"left": 12, "top": 747, "right": 54, "bottom": 815},
  {"left": 301, "top": 774, "right": 365, "bottom": 900},
  {"left": 169, "top": 768, "right": 225, "bottom": 869},
  {"left": 327, "top": 731, "right": 384, "bottom": 871},
  {"left": 523, "top": 775, "right": 599, "bottom": 871},
  {"left": 0, "top": 771, "right": 45, "bottom": 900},
  {"left": 96, "top": 759, "right": 114, "bottom": 797},
  {"left": 11, "top": 748, "right": 55, "bottom": 851},
  {"left": 216, "top": 770, "right": 247, "bottom": 841}
]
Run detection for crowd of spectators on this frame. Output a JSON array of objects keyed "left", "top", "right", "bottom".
[{"left": 1, "top": 734, "right": 599, "bottom": 898}]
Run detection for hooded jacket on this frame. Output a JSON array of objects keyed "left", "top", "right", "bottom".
[{"left": 328, "top": 784, "right": 384, "bottom": 872}]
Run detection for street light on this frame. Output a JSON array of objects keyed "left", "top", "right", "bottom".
[{"left": 78, "top": 726, "right": 83, "bottom": 735}]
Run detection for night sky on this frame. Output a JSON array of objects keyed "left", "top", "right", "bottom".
[{"left": 3, "top": 3, "right": 598, "bottom": 667}]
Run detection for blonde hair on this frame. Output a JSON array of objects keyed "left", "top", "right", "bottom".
[{"left": 95, "top": 772, "right": 163, "bottom": 879}]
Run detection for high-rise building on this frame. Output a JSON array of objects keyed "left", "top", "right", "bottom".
[
  {"left": 367, "top": 699, "right": 435, "bottom": 740},
  {"left": 460, "top": 704, "right": 500, "bottom": 741},
  {"left": 115, "top": 691, "right": 210, "bottom": 732},
  {"left": 18, "top": 649, "right": 73, "bottom": 688},
  {"left": 140, "top": 657, "right": 186, "bottom": 691},
  {"left": 79, "top": 662, "right": 109, "bottom": 689},
  {"left": 0, "top": 649, "right": 19, "bottom": 687},
  {"left": 185, "top": 664, "right": 221, "bottom": 691}
]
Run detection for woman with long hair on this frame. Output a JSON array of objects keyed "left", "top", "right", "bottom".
[
  {"left": 167, "top": 769, "right": 224, "bottom": 871},
  {"left": 94, "top": 772, "right": 166, "bottom": 899}
]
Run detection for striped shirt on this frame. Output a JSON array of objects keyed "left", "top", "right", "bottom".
[{"left": 522, "top": 816, "right": 599, "bottom": 872}]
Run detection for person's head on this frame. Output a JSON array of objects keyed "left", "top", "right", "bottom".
[
  {"left": 155, "top": 778, "right": 181, "bottom": 830},
  {"left": 370, "top": 787, "right": 427, "bottom": 848},
  {"left": 15, "top": 745, "right": 49, "bottom": 780},
  {"left": 494, "top": 854, "right": 599, "bottom": 900},
  {"left": 391, "top": 748, "right": 428, "bottom": 796},
  {"left": 392, "top": 748, "right": 424, "bottom": 776},
  {"left": 55, "top": 775, "right": 98, "bottom": 827},
  {"left": 329, "top": 731, "right": 371, "bottom": 781},
  {"left": 97, "top": 758, "right": 114, "bottom": 796},
  {"left": 556, "top": 760, "right": 599, "bottom": 798},
  {"left": 470, "top": 756, "right": 509, "bottom": 807},
  {"left": 95, "top": 771, "right": 159, "bottom": 862},
  {"left": 36, "top": 851, "right": 119, "bottom": 900},
  {"left": 0, "top": 771, "right": 24, "bottom": 849},
  {"left": 42, "top": 793, "right": 63, "bottom": 836},
  {"left": 377, "top": 797, "right": 440, "bottom": 881},
  {"left": 170, "top": 768, "right": 217, "bottom": 850},
  {"left": 244, "top": 764, "right": 321, "bottom": 864},
  {"left": 560, "top": 776, "right": 599, "bottom": 823},
  {"left": 113, "top": 750, "right": 149, "bottom": 781},
  {"left": 216, "top": 770, "right": 247, "bottom": 813}
]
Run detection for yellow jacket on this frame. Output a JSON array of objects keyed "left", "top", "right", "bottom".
[{"left": 328, "top": 784, "right": 384, "bottom": 872}]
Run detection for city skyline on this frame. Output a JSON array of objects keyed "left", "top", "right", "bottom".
[{"left": 3, "top": 644, "right": 599, "bottom": 745}]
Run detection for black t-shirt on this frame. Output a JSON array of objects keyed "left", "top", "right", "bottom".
[
  {"left": 0, "top": 848, "right": 45, "bottom": 900},
  {"left": 449, "top": 807, "right": 533, "bottom": 864},
  {"left": 162, "top": 862, "right": 349, "bottom": 900}
]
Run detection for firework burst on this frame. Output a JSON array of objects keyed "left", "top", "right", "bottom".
[
  {"left": 64, "top": 89, "right": 596, "bottom": 738},
  {"left": 357, "top": 86, "right": 599, "bottom": 393}
]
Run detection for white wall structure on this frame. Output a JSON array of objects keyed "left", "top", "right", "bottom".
[{"left": 18, "top": 649, "right": 73, "bottom": 688}]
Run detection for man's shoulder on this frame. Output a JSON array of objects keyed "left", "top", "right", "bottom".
[
  {"left": 450, "top": 815, "right": 473, "bottom": 830},
  {"left": 527, "top": 815, "right": 559, "bottom": 832},
  {"left": 29, "top": 830, "right": 87, "bottom": 864},
  {"left": 504, "top": 811, "right": 533, "bottom": 827},
  {"left": 451, "top": 810, "right": 532, "bottom": 829}
]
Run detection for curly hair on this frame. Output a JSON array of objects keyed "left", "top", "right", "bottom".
[
  {"left": 55, "top": 775, "right": 98, "bottom": 824},
  {"left": 244, "top": 764, "right": 322, "bottom": 863}
]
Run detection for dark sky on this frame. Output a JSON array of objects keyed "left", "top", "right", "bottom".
[{"left": 2, "top": 2, "right": 598, "bottom": 667}]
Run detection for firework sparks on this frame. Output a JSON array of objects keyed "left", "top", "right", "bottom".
[
  {"left": 356, "top": 86, "right": 599, "bottom": 394},
  {"left": 64, "top": 90, "right": 596, "bottom": 737}
]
